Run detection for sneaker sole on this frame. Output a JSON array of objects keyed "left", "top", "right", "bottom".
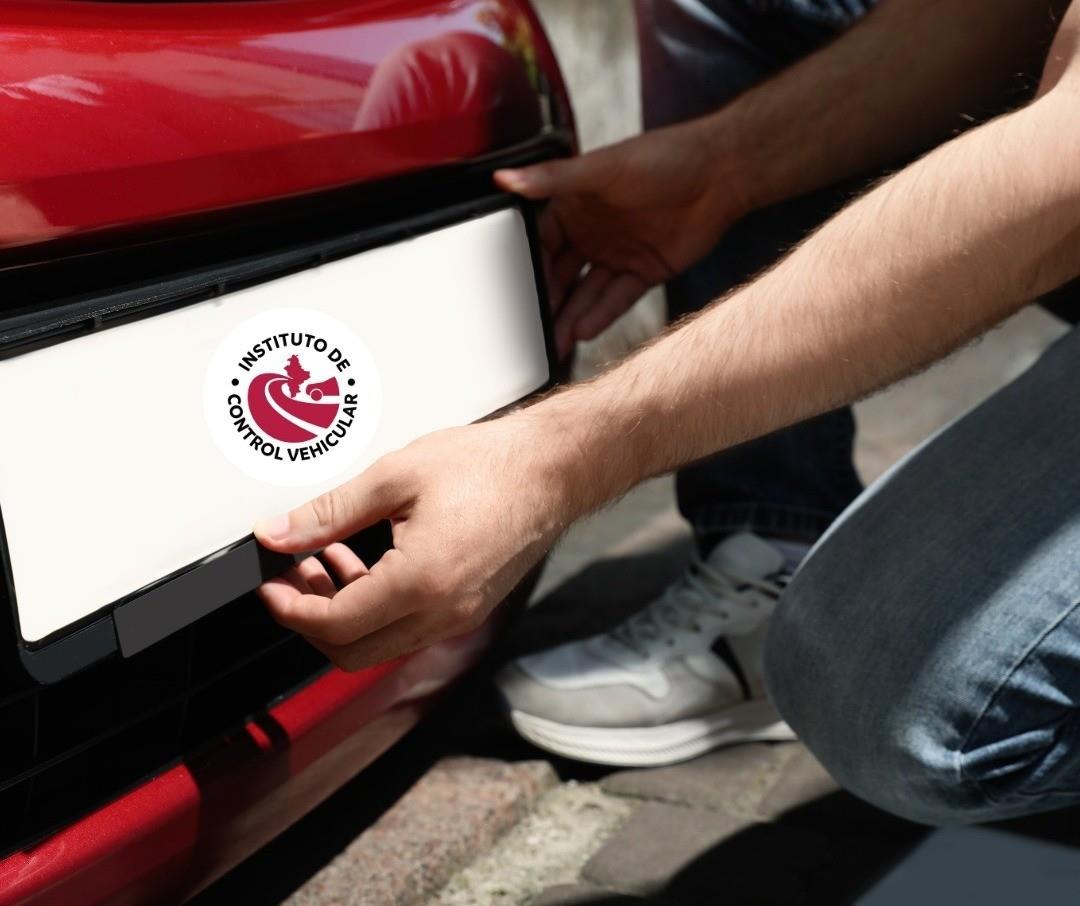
[{"left": 508, "top": 699, "right": 796, "bottom": 767}]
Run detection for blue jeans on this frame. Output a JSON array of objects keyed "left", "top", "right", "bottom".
[
  {"left": 637, "top": 0, "right": 876, "bottom": 545},
  {"left": 766, "top": 326, "right": 1080, "bottom": 825}
]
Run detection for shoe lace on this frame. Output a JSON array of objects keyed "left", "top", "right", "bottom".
[{"left": 606, "top": 558, "right": 788, "bottom": 658}]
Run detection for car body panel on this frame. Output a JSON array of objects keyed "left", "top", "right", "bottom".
[{"left": 0, "top": 0, "right": 570, "bottom": 252}]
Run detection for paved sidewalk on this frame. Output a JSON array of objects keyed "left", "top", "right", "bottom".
[{"left": 522, "top": 743, "right": 926, "bottom": 906}]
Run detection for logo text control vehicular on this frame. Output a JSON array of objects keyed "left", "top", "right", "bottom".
[{"left": 205, "top": 309, "right": 382, "bottom": 486}]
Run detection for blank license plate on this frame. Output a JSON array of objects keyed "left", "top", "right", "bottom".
[{"left": 0, "top": 206, "right": 549, "bottom": 645}]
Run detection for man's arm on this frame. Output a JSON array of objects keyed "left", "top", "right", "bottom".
[
  {"left": 500, "top": 0, "right": 1070, "bottom": 355},
  {"left": 546, "top": 79, "right": 1080, "bottom": 513},
  {"left": 253, "top": 7, "right": 1080, "bottom": 671},
  {"left": 704, "top": 0, "right": 1070, "bottom": 212}
]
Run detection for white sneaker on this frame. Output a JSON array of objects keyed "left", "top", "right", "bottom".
[{"left": 496, "top": 533, "right": 800, "bottom": 766}]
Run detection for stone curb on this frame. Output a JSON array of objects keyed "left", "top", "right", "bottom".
[{"left": 286, "top": 757, "right": 557, "bottom": 906}]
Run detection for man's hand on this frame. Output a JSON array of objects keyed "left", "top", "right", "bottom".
[
  {"left": 495, "top": 0, "right": 1067, "bottom": 362},
  {"left": 495, "top": 123, "right": 748, "bottom": 358},
  {"left": 253, "top": 417, "right": 574, "bottom": 672}
]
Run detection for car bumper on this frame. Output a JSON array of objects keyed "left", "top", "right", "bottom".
[{"left": 0, "top": 626, "right": 491, "bottom": 906}]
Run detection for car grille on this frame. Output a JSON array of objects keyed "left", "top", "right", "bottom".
[{"left": 0, "top": 589, "right": 331, "bottom": 857}]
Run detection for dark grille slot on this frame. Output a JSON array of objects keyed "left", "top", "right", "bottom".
[
  {"left": 0, "top": 694, "right": 35, "bottom": 779},
  {"left": 35, "top": 633, "right": 189, "bottom": 762},
  {"left": 188, "top": 592, "right": 293, "bottom": 684},
  {"left": 180, "top": 643, "right": 312, "bottom": 749},
  {"left": 29, "top": 706, "right": 187, "bottom": 836},
  {"left": 0, "top": 594, "right": 330, "bottom": 856},
  {"left": 0, "top": 785, "right": 29, "bottom": 830}
]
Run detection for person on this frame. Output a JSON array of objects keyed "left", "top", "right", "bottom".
[
  {"left": 253, "top": 0, "right": 1080, "bottom": 825},
  {"left": 491, "top": 0, "right": 887, "bottom": 768}
]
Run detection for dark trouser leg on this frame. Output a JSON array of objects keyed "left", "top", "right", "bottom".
[{"left": 636, "top": 0, "right": 875, "bottom": 546}]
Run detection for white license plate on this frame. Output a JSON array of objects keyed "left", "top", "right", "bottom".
[{"left": 0, "top": 206, "right": 549, "bottom": 644}]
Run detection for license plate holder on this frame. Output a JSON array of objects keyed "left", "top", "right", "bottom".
[{"left": 0, "top": 197, "right": 554, "bottom": 681}]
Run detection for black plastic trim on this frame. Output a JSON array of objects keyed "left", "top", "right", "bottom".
[
  {"left": 16, "top": 616, "right": 118, "bottom": 685},
  {"left": 114, "top": 539, "right": 298, "bottom": 657},
  {"left": 1, "top": 194, "right": 536, "bottom": 360}
]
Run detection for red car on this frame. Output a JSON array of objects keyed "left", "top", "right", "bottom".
[{"left": 0, "top": 2, "right": 573, "bottom": 903}]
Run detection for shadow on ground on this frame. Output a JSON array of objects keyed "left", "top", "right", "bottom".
[
  {"left": 654, "top": 791, "right": 928, "bottom": 906},
  {"left": 534, "top": 792, "right": 1080, "bottom": 906}
]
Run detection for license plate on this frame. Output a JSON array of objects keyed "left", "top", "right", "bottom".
[{"left": 0, "top": 205, "right": 550, "bottom": 649}]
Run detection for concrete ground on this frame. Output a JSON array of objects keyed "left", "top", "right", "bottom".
[{"left": 193, "top": 3, "right": 1076, "bottom": 905}]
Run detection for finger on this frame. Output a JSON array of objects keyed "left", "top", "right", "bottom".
[
  {"left": 295, "top": 555, "right": 338, "bottom": 599},
  {"left": 540, "top": 246, "right": 566, "bottom": 325},
  {"left": 254, "top": 458, "right": 404, "bottom": 553},
  {"left": 281, "top": 564, "right": 314, "bottom": 595},
  {"left": 548, "top": 248, "right": 591, "bottom": 315},
  {"left": 322, "top": 542, "right": 370, "bottom": 585},
  {"left": 263, "top": 590, "right": 335, "bottom": 641},
  {"left": 256, "top": 575, "right": 305, "bottom": 613},
  {"left": 305, "top": 612, "right": 426, "bottom": 672},
  {"left": 494, "top": 152, "right": 607, "bottom": 199},
  {"left": 554, "top": 266, "right": 613, "bottom": 358},
  {"left": 537, "top": 207, "right": 565, "bottom": 254},
  {"left": 572, "top": 273, "right": 649, "bottom": 342},
  {"left": 541, "top": 245, "right": 554, "bottom": 305},
  {"left": 264, "top": 548, "right": 412, "bottom": 646}
]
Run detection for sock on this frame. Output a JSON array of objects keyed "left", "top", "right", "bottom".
[{"left": 767, "top": 538, "right": 812, "bottom": 573}]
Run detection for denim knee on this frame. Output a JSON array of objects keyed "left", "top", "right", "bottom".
[
  {"left": 764, "top": 573, "right": 999, "bottom": 826},
  {"left": 761, "top": 325, "right": 1080, "bottom": 826}
]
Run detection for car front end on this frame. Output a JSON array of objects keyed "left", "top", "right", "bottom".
[{"left": 0, "top": 2, "right": 572, "bottom": 902}]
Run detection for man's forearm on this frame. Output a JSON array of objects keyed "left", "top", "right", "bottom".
[
  {"left": 701, "top": 0, "right": 1069, "bottom": 215},
  {"left": 253, "top": 4, "right": 1080, "bottom": 670},
  {"left": 528, "top": 81, "right": 1080, "bottom": 520}
]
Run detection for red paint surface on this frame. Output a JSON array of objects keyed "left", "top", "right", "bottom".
[
  {"left": 0, "top": 628, "right": 492, "bottom": 906},
  {"left": 0, "top": 0, "right": 567, "bottom": 251}
]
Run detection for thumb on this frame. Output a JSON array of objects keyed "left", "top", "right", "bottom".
[
  {"left": 494, "top": 152, "right": 601, "bottom": 199},
  {"left": 254, "top": 462, "right": 403, "bottom": 553}
]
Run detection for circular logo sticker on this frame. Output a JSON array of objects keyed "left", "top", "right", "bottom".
[{"left": 205, "top": 308, "right": 382, "bottom": 486}]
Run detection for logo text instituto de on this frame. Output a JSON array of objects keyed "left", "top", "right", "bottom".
[{"left": 226, "top": 331, "right": 359, "bottom": 463}]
